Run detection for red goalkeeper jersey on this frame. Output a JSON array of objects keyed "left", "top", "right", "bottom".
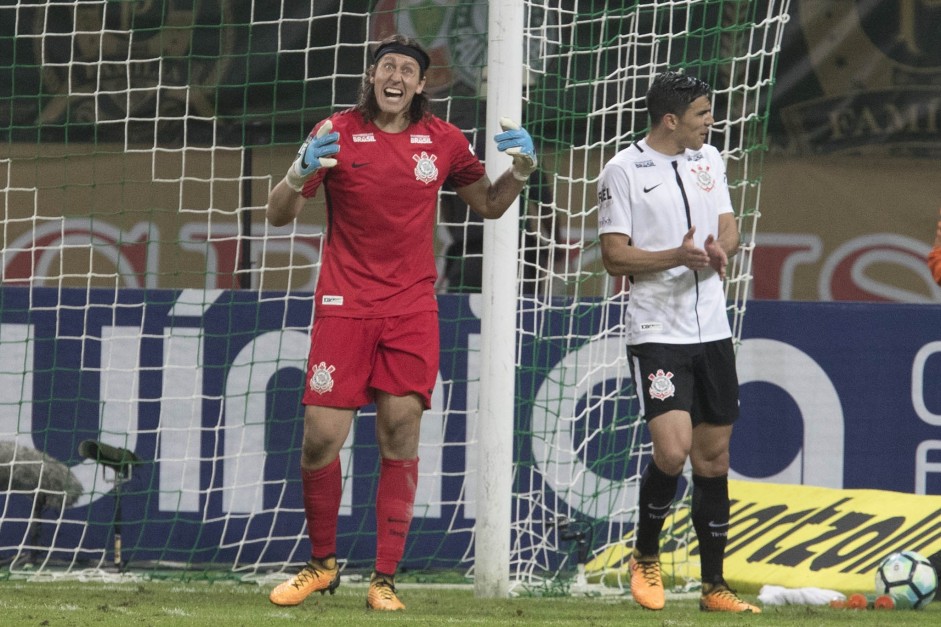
[{"left": 301, "top": 109, "right": 485, "bottom": 318}]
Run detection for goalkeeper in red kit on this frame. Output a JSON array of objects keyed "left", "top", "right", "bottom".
[{"left": 265, "top": 34, "right": 537, "bottom": 611}]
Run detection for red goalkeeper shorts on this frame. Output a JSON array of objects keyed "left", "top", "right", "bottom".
[{"left": 302, "top": 311, "right": 439, "bottom": 410}]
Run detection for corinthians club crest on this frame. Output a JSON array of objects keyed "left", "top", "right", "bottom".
[
  {"left": 309, "top": 361, "right": 336, "bottom": 395},
  {"left": 33, "top": 1, "right": 235, "bottom": 142},
  {"left": 647, "top": 369, "right": 676, "bottom": 401},
  {"left": 691, "top": 163, "right": 715, "bottom": 192},
  {"left": 413, "top": 151, "right": 439, "bottom": 183}
]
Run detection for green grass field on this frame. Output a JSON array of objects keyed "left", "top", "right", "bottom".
[{"left": 1, "top": 578, "right": 938, "bottom": 626}]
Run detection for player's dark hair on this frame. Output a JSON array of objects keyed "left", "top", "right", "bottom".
[
  {"left": 645, "top": 71, "right": 712, "bottom": 126},
  {"left": 357, "top": 34, "right": 431, "bottom": 125}
]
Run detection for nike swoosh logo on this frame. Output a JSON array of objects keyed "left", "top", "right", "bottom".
[
  {"left": 647, "top": 502, "right": 672, "bottom": 511},
  {"left": 708, "top": 521, "right": 730, "bottom": 528},
  {"left": 643, "top": 183, "right": 662, "bottom": 193},
  {"left": 352, "top": 162, "right": 370, "bottom": 168}
]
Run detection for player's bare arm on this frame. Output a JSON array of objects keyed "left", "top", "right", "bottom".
[
  {"left": 704, "top": 213, "right": 739, "bottom": 279},
  {"left": 454, "top": 117, "right": 538, "bottom": 220},
  {"left": 267, "top": 120, "right": 341, "bottom": 227},
  {"left": 714, "top": 213, "right": 739, "bottom": 258},
  {"left": 455, "top": 170, "right": 528, "bottom": 220},
  {"left": 600, "top": 227, "right": 710, "bottom": 277},
  {"left": 266, "top": 179, "right": 307, "bottom": 227}
]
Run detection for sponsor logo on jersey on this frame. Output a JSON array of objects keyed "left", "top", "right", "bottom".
[
  {"left": 321, "top": 295, "right": 344, "bottom": 306},
  {"left": 353, "top": 133, "right": 376, "bottom": 142},
  {"left": 689, "top": 151, "right": 704, "bottom": 162},
  {"left": 647, "top": 368, "right": 676, "bottom": 400},
  {"left": 410, "top": 134, "right": 432, "bottom": 144},
  {"left": 634, "top": 160, "right": 656, "bottom": 168},
  {"left": 691, "top": 163, "right": 715, "bottom": 191},
  {"left": 413, "top": 151, "right": 439, "bottom": 183},
  {"left": 309, "top": 361, "right": 336, "bottom": 395}
]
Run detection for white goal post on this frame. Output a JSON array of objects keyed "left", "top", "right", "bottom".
[{"left": 475, "top": 0, "right": 525, "bottom": 600}]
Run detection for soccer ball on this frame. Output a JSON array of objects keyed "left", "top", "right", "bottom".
[{"left": 874, "top": 550, "right": 938, "bottom": 610}]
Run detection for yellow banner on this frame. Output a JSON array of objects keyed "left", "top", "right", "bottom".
[{"left": 586, "top": 480, "right": 941, "bottom": 593}]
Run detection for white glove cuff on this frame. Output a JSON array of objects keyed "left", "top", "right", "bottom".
[
  {"left": 511, "top": 167, "right": 531, "bottom": 182},
  {"left": 284, "top": 162, "right": 306, "bottom": 193},
  {"left": 511, "top": 158, "right": 537, "bottom": 182}
]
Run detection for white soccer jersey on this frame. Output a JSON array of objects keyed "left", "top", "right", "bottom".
[{"left": 597, "top": 138, "right": 734, "bottom": 345}]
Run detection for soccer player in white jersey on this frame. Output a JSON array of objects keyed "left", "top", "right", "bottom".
[
  {"left": 597, "top": 71, "right": 760, "bottom": 613},
  {"left": 265, "top": 34, "right": 538, "bottom": 611}
]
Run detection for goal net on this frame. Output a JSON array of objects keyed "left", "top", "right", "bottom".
[{"left": 0, "top": 0, "right": 791, "bottom": 592}]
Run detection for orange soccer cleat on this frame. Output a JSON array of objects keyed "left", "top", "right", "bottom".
[
  {"left": 628, "top": 551, "right": 665, "bottom": 610},
  {"left": 268, "top": 556, "right": 340, "bottom": 606},
  {"left": 366, "top": 571, "right": 405, "bottom": 611}
]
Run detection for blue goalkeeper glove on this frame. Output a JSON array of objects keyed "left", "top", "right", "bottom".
[
  {"left": 285, "top": 120, "right": 340, "bottom": 192},
  {"left": 495, "top": 117, "right": 538, "bottom": 181}
]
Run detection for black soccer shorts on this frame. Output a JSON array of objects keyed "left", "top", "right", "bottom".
[{"left": 628, "top": 338, "right": 740, "bottom": 426}]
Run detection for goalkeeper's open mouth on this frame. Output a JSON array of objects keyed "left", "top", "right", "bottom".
[{"left": 382, "top": 87, "right": 404, "bottom": 102}]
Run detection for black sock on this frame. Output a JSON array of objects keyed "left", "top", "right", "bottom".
[
  {"left": 692, "top": 474, "right": 730, "bottom": 585},
  {"left": 634, "top": 461, "right": 680, "bottom": 556}
]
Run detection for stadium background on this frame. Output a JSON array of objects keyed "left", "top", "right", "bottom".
[
  {"left": 3, "top": 2, "right": 939, "bottom": 298},
  {"left": 1, "top": 0, "right": 940, "bottom": 583}
]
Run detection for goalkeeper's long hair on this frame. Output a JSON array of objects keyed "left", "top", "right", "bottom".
[{"left": 357, "top": 34, "right": 431, "bottom": 125}]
